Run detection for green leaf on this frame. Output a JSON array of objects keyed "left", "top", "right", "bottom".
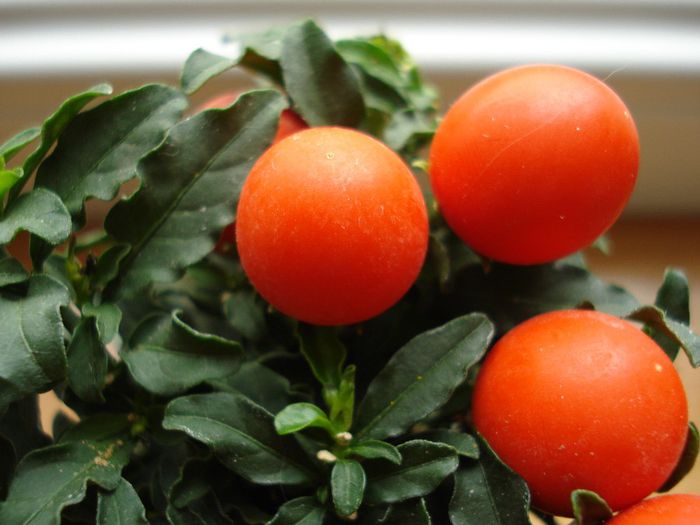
[
  {"left": 267, "top": 496, "right": 326, "bottom": 525},
  {"left": 626, "top": 305, "right": 700, "bottom": 367},
  {"left": 364, "top": 440, "right": 458, "bottom": 504},
  {"left": 0, "top": 165, "right": 22, "bottom": 198},
  {"left": 571, "top": 490, "right": 613, "bottom": 525},
  {"left": 181, "top": 48, "right": 238, "bottom": 94},
  {"left": 82, "top": 302, "right": 122, "bottom": 345},
  {"left": 0, "top": 251, "right": 28, "bottom": 287},
  {"left": 123, "top": 311, "right": 243, "bottom": 396},
  {"left": 92, "top": 243, "right": 131, "bottom": 292},
  {"left": 383, "top": 498, "right": 431, "bottom": 525},
  {"left": 223, "top": 290, "right": 266, "bottom": 341},
  {"left": 328, "top": 365, "right": 356, "bottom": 432},
  {"left": 336, "top": 39, "right": 405, "bottom": 94},
  {"left": 449, "top": 436, "right": 530, "bottom": 525},
  {"left": 646, "top": 268, "right": 691, "bottom": 360},
  {"left": 103, "top": 89, "right": 285, "bottom": 301},
  {"left": 355, "top": 314, "right": 493, "bottom": 440},
  {"left": 0, "top": 188, "right": 71, "bottom": 246},
  {"left": 0, "top": 396, "right": 51, "bottom": 461},
  {"left": 163, "top": 392, "right": 316, "bottom": 486},
  {"left": 348, "top": 440, "right": 402, "bottom": 465},
  {"left": 414, "top": 430, "right": 480, "bottom": 459},
  {"left": 67, "top": 315, "right": 109, "bottom": 403},
  {"left": 11, "top": 83, "right": 113, "bottom": 200},
  {"left": 34, "top": 84, "right": 187, "bottom": 220},
  {"left": 0, "top": 416, "right": 132, "bottom": 525},
  {"left": 275, "top": 403, "right": 334, "bottom": 435},
  {"left": 0, "top": 127, "right": 40, "bottom": 162},
  {"left": 280, "top": 20, "right": 365, "bottom": 127},
  {"left": 0, "top": 275, "right": 70, "bottom": 412},
  {"left": 297, "top": 324, "right": 346, "bottom": 388},
  {"left": 232, "top": 26, "right": 287, "bottom": 84},
  {"left": 97, "top": 478, "right": 149, "bottom": 525},
  {"left": 658, "top": 422, "right": 699, "bottom": 492},
  {"left": 208, "top": 360, "right": 295, "bottom": 414},
  {"left": 331, "top": 459, "right": 366, "bottom": 517}
]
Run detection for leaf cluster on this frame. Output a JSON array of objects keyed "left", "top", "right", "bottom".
[{"left": 0, "top": 19, "right": 698, "bottom": 525}]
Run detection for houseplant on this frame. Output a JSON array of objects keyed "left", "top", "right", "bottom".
[{"left": 0, "top": 19, "right": 697, "bottom": 524}]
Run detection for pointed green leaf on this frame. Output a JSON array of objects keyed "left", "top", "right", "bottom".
[
  {"left": 0, "top": 188, "right": 71, "bottom": 246},
  {"left": 34, "top": 84, "right": 187, "bottom": 220},
  {"left": 0, "top": 127, "right": 40, "bottom": 162},
  {"left": 658, "top": 422, "right": 699, "bottom": 492},
  {"left": 0, "top": 166, "right": 22, "bottom": 198},
  {"left": 67, "top": 315, "right": 109, "bottom": 403},
  {"left": 97, "top": 478, "right": 149, "bottom": 525},
  {"left": 0, "top": 251, "right": 28, "bottom": 287},
  {"left": 181, "top": 48, "right": 238, "bottom": 94},
  {"left": 449, "top": 437, "right": 530, "bottom": 525},
  {"left": 163, "top": 392, "right": 316, "bottom": 486},
  {"left": 349, "top": 440, "right": 402, "bottom": 465},
  {"left": 332, "top": 459, "right": 366, "bottom": 517},
  {"left": 365, "top": 440, "right": 458, "bottom": 504},
  {"left": 104, "top": 89, "right": 285, "bottom": 301},
  {"left": 414, "top": 430, "right": 480, "bottom": 459},
  {"left": 82, "top": 302, "right": 122, "bottom": 345},
  {"left": 11, "top": 84, "right": 113, "bottom": 199},
  {"left": 0, "top": 275, "right": 70, "bottom": 412},
  {"left": 274, "top": 403, "right": 334, "bottom": 435},
  {"left": 571, "top": 490, "right": 613, "bottom": 525},
  {"left": 383, "top": 498, "right": 431, "bottom": 524},
  {"left": 280, "top": 20, "right": 365, "bottom": 127},
  {"left": 355, "top": 314, "right": 493, "bottom": 440},
  {"left": 646, "top": 268, "right": 691, "bottom": 360},
  {"left": 123, "top": 312, "right": 243, "bottom": 396},
  {"left": 268, "top": 497, "right": 326, "bottom": 525},
  {"left": 0, "top": 416, "right": 132, "bottom": 525},
  {"left": 297, "top": 325, "right": 346, "bottom": 388}
]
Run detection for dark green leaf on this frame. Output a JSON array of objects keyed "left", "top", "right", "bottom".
[
  {"left": 163, "top": 392, "right": 316, "bottom": 485},
  {"left": 383, "top": 109, "right": 435, "bottom": 152},
  {"left": 336, "top": 39, "right": 405, "bottom": 93},
  {"left": 414, "top": 430, "right": 480, "bottom": 459},
  {"left": 0, "top": 188, "right": 71, "bottom": 245},
  {"left": 97, "top": 478, "right": 149, "bottom": 525},
  {"left": 0, "top": 416, "right": 132, "bottom": 525},
  {"left": 280, "top": 20, "right": 365, "bottom": 127},
  {"left": 233, "top": 26, "right": 286, "bottom": 84},
  {"left": 104, "top": 90, "right": 285, "bottom": 301},
  {"left": 349, "top": 440, "right": 402, "bottom": 465},
  {"left": 647, "top": 268, "right": 691, "bottom": 359},
  {"left": 11, "top": 84, "right": 113, "bottom": 199},
  {"left": 267, "top": 497, "right": 326, "bottom": 525},
  {"left": 365, "top": 440, "right": 458, "bottom": 504},
  {"left": 0, "top": 126, "right": 40, "bottom": 162},
  {"left": 82, "top": 302, "right": 122, "bottom": 345},
  {"left": 181, "top": 49, "right": 238, "bottom": 94},
  {"left": 67, "top": 315, "right": 109, "bottom": 403},
  {"left": 355, "top": 314, "right": 493, "bottom": 440},
  {"left": 297, "top": 324, "right": 346, "bottom": 388},
  {"left": 331, "top": 459, "right": 366, "bottom": 517},
  {"left": 383, "top": 498, "right": 431, "bottom": 525},
  {"left": 92, "top": 244, "right": 131, "bottom": 292},
  {"left": 449, "top": 437, "right": 530, "bottom": 525},
  {"left": 571, "top": 490, "right": 613, "bottom": 525},
  {"left": 627, "top": 305, "right": 700, "bottom": 367},
  {"left": 0, "top": 433, "right": 14, "bottom": 499},
  {"left": 275, "top": 403, "right": 334, "bottom": 435},
  {"left": 0, "top": 251, "right": 28, "bottom": 287},
  {"left": 0, "top": 275, "right": 70, "bottom": 412},
  {"left": 34, "top": 84, "right": 187, "bottom": 220},
  {"left": 658, "top": 422, "right": 699, "bottom": 492},
  {"left": 208, "top": 360, "right": 295, "bottom": 414},
  {"left": 223, "top": 290, "right": 266, "bottom": 341},
  {"left": 123, "top": 311, "right": 243, "bottom": 396}
]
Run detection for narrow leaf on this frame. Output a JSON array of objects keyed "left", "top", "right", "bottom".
[
  {"left": 0, "top": 127, "right": 40, "bottom": 162},
  {"left": 449, "top": 436, "right": 530, "bottom": 525},
  {"left": 658, "top": 422, "right": 699, "bottom": 492},
  {"left": 0, "top": 188, "right": 71, "bottom": 245},
  {"left": 297, "top": 324, "right": 346, "bottom": 388},
  {"left": 571, "top": 490, "right": 613, "bottom": 525},
  {"left": 364, "top": 440, "right": 458, "bottom": 504},
  {"left": 275, "top": 403, "right": 334, "bottom": 435},
  {"left": 647, "top": 268, "right": 691, "bottom": 360},
  {"left": 280, "top": 20, "right": 365, "bottom": 127},
  {"left": 355, "top": 314, "right": 493, "bottom": 440},
  {"left": 0, "top": 275, "right": 70, "bottom": 412},
  {"left": 415, "top": 430, "right": 480, "bottom": 459},
  {"left": 67, "top": 315, "right": 109, "bottom": 403},
  {"left": 349, "top": 440, "right": 402, "bottom": 465},
  {"left": 268, "top": 496, "right": 326, "bottom": 525},
  {"left": 12, "top": 84, "right": 113, "bottom": 199},
  {"left": 163, "top": 392, "right": 316, "bottom": 485},
  {"left": 123, "top": 312, "right": 243, "bottom": 396},
  {"left": 97, "top": 478, "right": 149, "bottom": 525},
  {"left": 104, "top": 89, "right": 285, "bottom": 301},
  {"left": 34, "top": 84, "right": 187, "bottom": 219},
  {"left": 332, "top": 459, "right": 366, "bottom": 517},
  {"left": 0, "top": 166, "right": 21, "bottom": 198},
  {"left": 181, "top": 48, "right": 238, "bottom": 94}
]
